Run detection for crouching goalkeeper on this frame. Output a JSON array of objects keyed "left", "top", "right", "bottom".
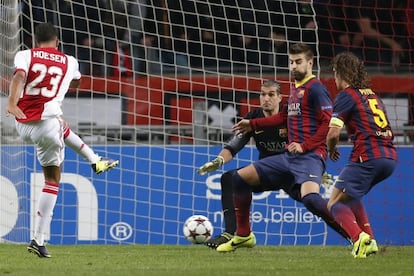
[
  {"left": 197, "top": 80, "right": 347, "bottom": 249},
  {"left": 198, "top": 80, "right": 293, "bottom": 248}
]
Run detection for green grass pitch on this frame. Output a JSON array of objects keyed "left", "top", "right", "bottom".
[{"left": 1, "top": 244, "right": 413, "bottom": 275}]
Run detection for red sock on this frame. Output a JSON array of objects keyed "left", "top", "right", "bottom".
[
  {"left": 349, "top": 200, "right": 374, "bottom": 238},
  {"left": 331, "top": 202, "right": 362, "bottom": 243},
  {"left": 234, "top": 192, "right": 252, "bottom": 237},
  {"left": 232, "top": 172, "right": 252, "bottom": 237}
]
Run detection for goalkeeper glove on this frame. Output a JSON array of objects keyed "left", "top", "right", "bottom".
[
  {"left": 197, "top": 156, "right": 225, "bottom": 176},
  {"left": 321, "top": 172, "right": 334, "bottom": 188}
]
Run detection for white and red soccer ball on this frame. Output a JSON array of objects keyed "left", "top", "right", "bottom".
[{"left": 183, "top": 215, "right": 214, "bottom": 244}]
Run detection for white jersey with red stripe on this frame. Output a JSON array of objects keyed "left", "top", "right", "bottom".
[{"left": 13, "top": 47, "right": 81, "bottom": 122}]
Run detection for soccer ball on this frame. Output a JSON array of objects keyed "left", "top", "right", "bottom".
[{"left": 183, "top": 215, "right": 214, "bottom": 244}]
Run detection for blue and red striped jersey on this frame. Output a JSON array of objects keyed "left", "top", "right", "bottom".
[
  {"left": 332, "top": 87, "right": 397, "bottom": 162},
  {"left": 287, "top": 75, "right": 332, "bottom": 159},
  {"left": 250, "top": 75, "right": 332, "bottom": 160}
]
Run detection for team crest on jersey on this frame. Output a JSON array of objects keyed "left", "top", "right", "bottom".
[
  {"left": 279, "top": 128, "right": 288, "bottom": 137},
  {"left": 297, "top": 89, "right": 305, "bottom": 98}
]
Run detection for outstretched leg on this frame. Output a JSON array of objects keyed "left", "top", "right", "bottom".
[
  {"left": 63, "top": 126, "right": 119, "bottom": 174},
  {"left": 302, "top": 192, "right": 351, "bottom": 242}
]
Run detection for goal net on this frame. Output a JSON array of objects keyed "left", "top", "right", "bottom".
[{"left": 1, "top": 0, "right": 413, "bottom": 246}]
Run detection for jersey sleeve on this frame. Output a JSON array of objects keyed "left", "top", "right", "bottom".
[
  {"left": 224, "top": 132, "right": 251, "bottom": 156},
  {"left": 225, "top": 109, "right": 254, "bottom": 155},
  {"left": 331, "top": 90, "right": 354, "bottom": 125},
  {"left": 250, "top": 104, "right": 288, "bottom": 130},
  {"left": 68, "top": 55, "right": 81, "bottom": 80},
  {"left": 13, "top": 50, "right": 30, "bottom": 73}
]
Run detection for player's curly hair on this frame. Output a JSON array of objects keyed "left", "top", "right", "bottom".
[{"left": 332, "top": 52, "right": 370, "bottom": 88}]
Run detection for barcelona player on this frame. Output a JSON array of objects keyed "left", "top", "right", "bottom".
[
  {"left": 326, "top": 52, "right": 397, "bottom": 258},
  {"left": 217, "top": 43, "right": 346, "bottom": 252}
]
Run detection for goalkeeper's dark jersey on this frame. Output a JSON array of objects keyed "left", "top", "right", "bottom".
[{"left": 224, "top": 108, "right": 288, "bottom": 159}]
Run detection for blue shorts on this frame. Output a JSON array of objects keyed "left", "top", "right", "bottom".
[
  {"left": 227, "top": 168, "right": 285, "bottom": 192},
  {"left": 253, "top": 151, "right": 325, "bottom": 189},
  {"left": 334, "top": 158, "right": 397, "bottom": 199}
]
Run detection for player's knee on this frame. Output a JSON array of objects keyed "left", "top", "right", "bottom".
[
  {"left": 237, "top": 165, "right": 260, "bottom": 185},
  {"left": 327, "top": 200, "right": 335, "bottom": 212},
  {"left": 232, "top": 171, "right": 251, "bottom": 193},
  {"left": 221, "top": 170, "right": 233, "bottom": 188},
  {"left": 285, "top": 184, "right": 302, "bottom": 202}
]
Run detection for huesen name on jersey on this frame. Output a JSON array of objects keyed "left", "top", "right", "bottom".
[{"left": 33, "top": 50, "right": 66, "bottom": 64}]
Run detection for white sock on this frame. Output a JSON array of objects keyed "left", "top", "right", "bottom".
[
  {"left": 33, "top": 182, "right": 59, "bottom": 246},
  {"left": 64, "top": 129, "right": 100, "bottom": 164}
]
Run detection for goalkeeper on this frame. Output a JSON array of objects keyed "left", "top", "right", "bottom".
[{"left": 198, "top": 80, "right": 293, "bottom": 248}]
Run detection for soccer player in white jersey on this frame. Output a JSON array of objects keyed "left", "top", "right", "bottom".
[{"left": 6, "top": 23, "right": 115, "bottom": 258}]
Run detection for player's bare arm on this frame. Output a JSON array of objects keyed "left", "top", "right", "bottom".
[
  {"left": 326, "top": 125, "right": 341, "bottom": 161},
  {"left": 217, "top": 148, "right": 234, "bottom": 163},
  {"left": 6, "top": 70, "right": 27, "bottom": 119},
  {"left": 69, "top": 79, "right": 81, "bottom": 89}
]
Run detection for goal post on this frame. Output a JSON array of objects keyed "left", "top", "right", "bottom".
[{"left": 1, "top": 1, "right": 413, "bottom": 246}]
